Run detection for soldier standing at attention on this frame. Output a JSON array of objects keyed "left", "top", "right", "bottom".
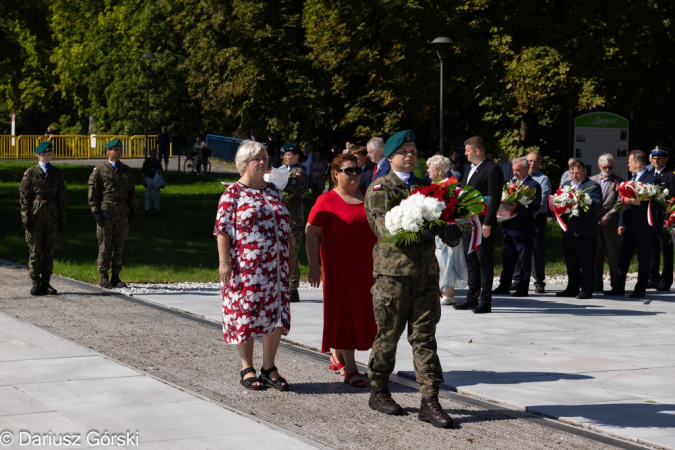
[
  {"left": 20, "top": 142, "right": 67, "bottom": 296},
  {"left": 88, "top": 139, "right": 137, "bottom": 289},
  {"left": 365, "top": 130, "right": 461, "bottom": 428},
  {"left": 281, "top": 143, "right": 308, "bottom": 303}
]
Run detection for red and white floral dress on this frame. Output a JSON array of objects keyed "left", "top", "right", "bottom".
[{"left": 213, "top": 182, "right": 291, "bottom": 344}]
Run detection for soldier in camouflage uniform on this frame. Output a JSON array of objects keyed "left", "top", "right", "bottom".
[
  {"left": 281, "top": 143, "right": 308, "bottom": 302},
  {"left": 365, "top": 130, "right": 461, "bottom": 428},
  {"left": 19, "top": 142, "right": 67, "bottom": 296},
  {"left": 88, "top": 139, "right": 137, "bottom": 289}
]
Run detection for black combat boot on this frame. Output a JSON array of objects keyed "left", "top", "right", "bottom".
[
  {"left": 100, "top": 272, "right": 111, "bottom": 289},
  {"left": 418, "top": 396, "right": 454, "bottom": 428},
  {"left": 41, "top": 275, "right": 58, "bottom": 295},
  {"left": 110, "top": 274, "right": 127, "bottom": 289},
  {"left": 368, "top": 387, "right": 403, "bottom": 415},
  {"left": 289, "top": 289, "right": 300, "bottom": 302},
  {"left": 30, "top": 281, "right": 44, "bottom": 296}
]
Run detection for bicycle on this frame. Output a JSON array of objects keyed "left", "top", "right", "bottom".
[{"left": 183, "top": 151, "right": 211, "bottom": 175}]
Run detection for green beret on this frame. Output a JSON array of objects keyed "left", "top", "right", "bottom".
[
  {"left": 384, "top": 130, "right": 415, "bottom": 157},
  {"left": 35, "top": 142, "right": 53, "bottom": 154},
  {"left": 281, "top": 143, "right": 301, "bottom": 155},
  {"left": 105, "top": 138, "right": 122, "bottom": 150}
]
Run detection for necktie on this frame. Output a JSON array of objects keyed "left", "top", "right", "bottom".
[
  {"left": 112, "top": 162, "right": 119, "bottom": 169},
  {"left": 406, "top": 173, "right": 414, "bottom": 187},
  {"left": 44, "top": 163, "right": 50, "bottom": 173},
  {"left": 371, "top": 166, "right": 377, "bottom": 180},
  {"left": 631, "top": 173, "right": 636, "bottom": 181}
]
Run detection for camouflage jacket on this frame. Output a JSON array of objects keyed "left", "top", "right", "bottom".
[
  {"left": 365, "top": 172, "right": 439, "bottom": 277},
  {"left": 87, "top": 161, "right": 137, "bottom": 213},
  {"left": 282, "top": 165, "right": 308, "bottom": 206},
  {"left": 19, "top": 165, "right": 67, "bottom": 224}
]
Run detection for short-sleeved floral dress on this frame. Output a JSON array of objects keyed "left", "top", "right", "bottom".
[{"left": 213, "top": 182, "right": 291, "bottom": 344}]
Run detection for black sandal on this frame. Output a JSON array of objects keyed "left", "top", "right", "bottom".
[
  {"left": 240, "top": 367, "right": 265, "bottom": 391},
  {"left": 259, "top": 365, "right": 289, "bottom": 391}
]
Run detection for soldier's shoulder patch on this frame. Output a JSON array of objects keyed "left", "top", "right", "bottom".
[
  {"left": 23, "top": 172, "right": 28, "bottom": 177},
  {"left": 373, "top": 185, "right": 382, "bottom": 191},
  {"left": 295, "top": 173, "right": 302, "bottom": 177},
  {"left": 93, "top": 167, "right": 97, "bottom": 172}
]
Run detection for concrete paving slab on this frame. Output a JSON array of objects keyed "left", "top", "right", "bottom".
[
  {"left": 61, "top": 400, "right": 290, "bottom": 442},
  {"left": 0, "top": 334, "right": 93, "bottom": 362},
  {"left": 0, "top": 412, "right": 100, "bottom": 450},
  {"left": 16, "top": 376, "right": 197, "bottom": 412},
  {"left": 0, "top": 355, "right": 139, "bottom": 384},
  {"left": 0, "top": 385, "right": 54, "bottom": 416}
]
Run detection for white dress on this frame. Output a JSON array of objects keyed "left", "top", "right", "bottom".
[{"left": 434, "top": 177, "right": 468, "bottom": 290}]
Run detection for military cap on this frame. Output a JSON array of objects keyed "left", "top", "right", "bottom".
[
  {"left": 35, "top": 142, "right": 53, "bottom": 154},
  {"left": 651, "top": 146, "right": 669, "bottom": 157},
  {"left": 383, "top": 130, "right": 415, "bottom": 157},
  {"left": 105, "top": 138, "right": 122, "bottom": 150},
  {"left": 281, "top": 143, "right": 301, "bottom": 155}
]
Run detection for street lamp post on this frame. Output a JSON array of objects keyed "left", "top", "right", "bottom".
[
  {"left": 141, "top": 52, "right": 155, "bottom": 158},
  {"left": 430, "top": 37, "right": 453, "bottom": 154}
]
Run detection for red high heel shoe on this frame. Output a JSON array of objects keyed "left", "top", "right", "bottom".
[{"left": 329, "top": 353, "right": 346, "bottom": 376}]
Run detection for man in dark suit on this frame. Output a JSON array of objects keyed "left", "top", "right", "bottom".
[
  {"left": 557, "top": 160, "right": 602, "bottom": 299},
  {"left": 367, "top": 137, "right": 391, "bottom": 183},
  {"left": 590, "top": 154, "right": 625, "bottom": 293},
  {"left": 492, "top": 157, "right": 542, "bottom": 297},
  {"left": 454, "top": 136, "right": 504, "bottom": 314},
  {"left": 609, "top": 150, "right": 659, "bottom": 298},
  {"left": 351, "top": 145, "right": 375, "bottom": 190},
  {"left": 648, "top": 147, "right": 675, "bottom": 291}
]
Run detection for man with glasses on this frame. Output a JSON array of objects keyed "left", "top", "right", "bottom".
[
  {"left": 365, "top": 130, "right": 461, "bottom": 428},
  {"left": 648, "top": 147, "right": 675, "bottom": 291},
  {"left": 88, "top": 139, "right": 137, "bottom": 289},
  {"left": 590, "top": 154, "right": 624, "bottom": 293},
  {"left": 20, "top": 142, "right": 67, "bottom": 296}
]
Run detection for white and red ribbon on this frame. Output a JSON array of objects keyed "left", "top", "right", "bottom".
[
  {"left": 648, "top": 200, "right": 654, "bottom": 227},
  {"left": 468, "top": 215, "right": 482, "bottom": 253}
]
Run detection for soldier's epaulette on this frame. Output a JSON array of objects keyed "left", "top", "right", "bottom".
[{"left": 373, "top": 185, "right": 382, "bottom": 191}]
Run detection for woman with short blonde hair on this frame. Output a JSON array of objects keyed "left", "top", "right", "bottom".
[{"left": 214, "top": 140, "right": 294, "bottom": 391}]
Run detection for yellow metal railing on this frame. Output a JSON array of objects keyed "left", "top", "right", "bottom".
[{"left": 0, "top": 135, "right": 164, "bottom": 159}]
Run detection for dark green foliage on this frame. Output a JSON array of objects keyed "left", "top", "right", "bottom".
[{"left": 1, "top": 0, "right": 674, "bottom": 164}]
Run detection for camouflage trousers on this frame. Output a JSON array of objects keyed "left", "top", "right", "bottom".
[
  {"left": 25, "top": 220, "right": 59, "bottom": 282},
  {"left": 289, "top": 223, "right": 303, "bottom": 291},
  {"left": 368, "top": 273, "right": 443, "bottom": 398},
  {"left": 96, "top": 209, "right": 130, "bottom": 275}
]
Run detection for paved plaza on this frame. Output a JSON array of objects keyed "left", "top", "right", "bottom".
[
  {"left": 137, "top": 283, "right": 675, "bottom": 450},
  {"left": 1, "top": 258, "right": 672, "bottom": 449}
]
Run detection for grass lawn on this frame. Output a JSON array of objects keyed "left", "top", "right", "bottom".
[{"left": 0, "top": 160, "right": 637, "bottom": 285}]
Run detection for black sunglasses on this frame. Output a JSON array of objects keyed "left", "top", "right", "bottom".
[{"left": 336, "top": 167, "right": 362, "bottom": 176}]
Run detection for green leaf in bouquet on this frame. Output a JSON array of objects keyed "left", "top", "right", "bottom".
[{"left": 388, "top": 193, "right": 407, "bottom": 210}]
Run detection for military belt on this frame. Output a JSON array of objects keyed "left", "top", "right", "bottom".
[{"left": 103, "top": 196, "right": 127, "bottom": 204}]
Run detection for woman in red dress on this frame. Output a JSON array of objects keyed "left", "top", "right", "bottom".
[
  {"left": 305, "top": 153, "right": 378, "bottom": 387},
  {"left": 214, "top": 140, "right": 294, "bottom": 391}
]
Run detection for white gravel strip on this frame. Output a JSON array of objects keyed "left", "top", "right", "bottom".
[
  {"left": 116, "top": 274, "right": 640, "bottom": 296},
  {"left": 118, "top": 280, "right": 320, "bottom": 296}
]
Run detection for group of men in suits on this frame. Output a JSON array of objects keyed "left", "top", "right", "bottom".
[{"left": 452, "top": 141, "right": 675, "bottom": 313}]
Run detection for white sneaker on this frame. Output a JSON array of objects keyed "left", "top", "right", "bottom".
[{"left": 440, "top": 296, "right": 454, "bottom": 305}]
